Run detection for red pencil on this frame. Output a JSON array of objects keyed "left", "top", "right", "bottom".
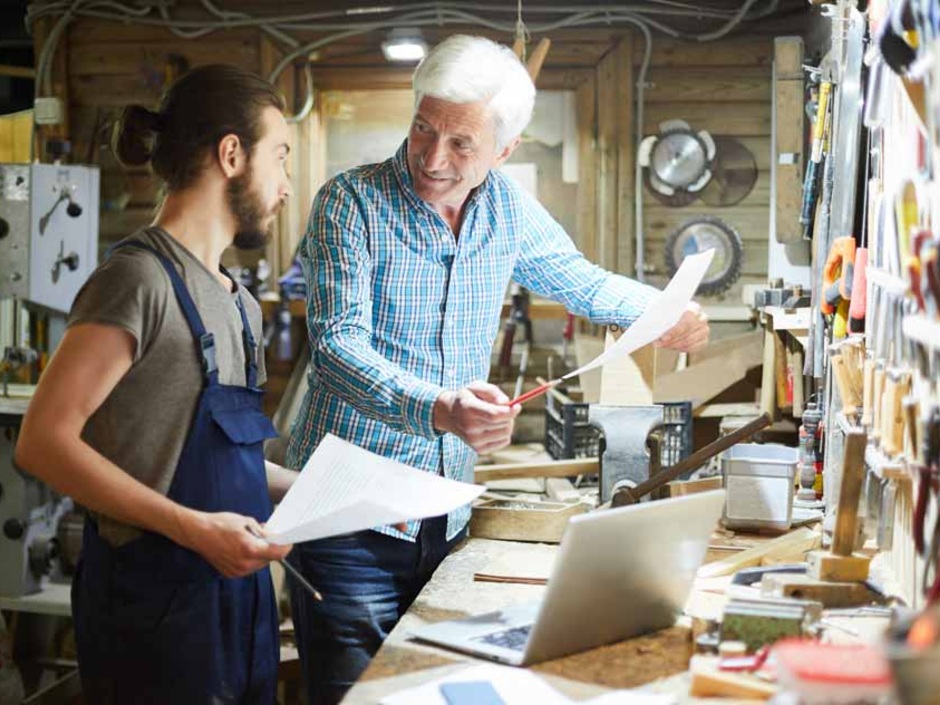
[{"left": 505, "top": 379, "right": 560, "bottom": 406}]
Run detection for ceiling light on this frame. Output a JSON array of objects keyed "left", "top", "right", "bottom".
[{"left": 381, "top": 28, "right": 427, "bottom": 62}]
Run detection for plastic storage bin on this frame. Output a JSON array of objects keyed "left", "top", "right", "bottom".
[
  {"left": 544, "top": 391, "right": 692, "bottom": 469},
  {"left": 721, "top": 443, "right": 799, "bottom": 530}
]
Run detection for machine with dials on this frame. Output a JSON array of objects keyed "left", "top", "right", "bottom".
[{"left": 0, "top": 162, "right": 98, "bottom": 599}]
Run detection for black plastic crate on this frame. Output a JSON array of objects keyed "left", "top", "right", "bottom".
[{"left": 544, "top": 391, "right": 692, "bottom": 470}]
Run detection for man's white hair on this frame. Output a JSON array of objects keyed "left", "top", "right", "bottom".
[{"left": 412, "top": 35, "right": 536, "bottom": 150}]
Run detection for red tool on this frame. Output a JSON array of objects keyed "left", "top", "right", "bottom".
[
  {"left": 848, "top": 247, "right": 868, "bottom": 333},
  {"left": 505, "top": 378, "right": 560, "bottom": 407}
]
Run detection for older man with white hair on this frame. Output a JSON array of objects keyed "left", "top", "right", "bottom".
[{"left": 285, "top": 34, "right": 709, "bottom": 704}]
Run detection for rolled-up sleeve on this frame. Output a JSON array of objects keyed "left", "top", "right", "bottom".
[{"left": 300, "top": 178, "right": 443, "bottom": 438}]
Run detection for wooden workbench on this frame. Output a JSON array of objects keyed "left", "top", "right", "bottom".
[{"left": 341, "top": 537, "right": 699, "bottom": 703}]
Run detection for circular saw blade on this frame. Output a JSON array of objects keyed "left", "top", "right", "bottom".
[{"left": 700, "top": 136, "right": 758, "bottom": 207}]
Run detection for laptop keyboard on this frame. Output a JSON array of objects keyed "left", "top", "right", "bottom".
[{"left": 475, "top": 624, "right": 533, "bottom": 652}]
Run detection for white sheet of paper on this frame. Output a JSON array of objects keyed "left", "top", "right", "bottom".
[
  {"left": 561, "top": 248, "right": 715, "bottom": 380},
  {"left": 380, "top": 664, "right": 572, "bottom": 705},
  {"left": 265, "top": 434, "right": 484, "bottom": 545}
]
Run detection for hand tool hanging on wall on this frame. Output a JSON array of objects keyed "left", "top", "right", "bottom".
[
  {"left": 801, "top": 80, "right": 832, "bottom": 241},
  {"left": 822, "top": 236, "right": 857, "bottom": 338},
  {"left": 849, "top": 247, "right": 868, "bottom": 333}
]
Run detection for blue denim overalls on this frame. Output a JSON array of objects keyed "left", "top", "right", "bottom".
[{"left": 72, "top": 241, "right": 279, "bottom": 704}]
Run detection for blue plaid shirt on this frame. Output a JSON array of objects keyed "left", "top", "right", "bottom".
[{"left": 285, "top": 141, "right": 658, "bottom": 542}]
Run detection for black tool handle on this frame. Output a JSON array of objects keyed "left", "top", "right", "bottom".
[{"left": 612, "top": 412, "right": 773, "bottom": 507}]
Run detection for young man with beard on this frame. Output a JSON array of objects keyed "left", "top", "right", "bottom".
[{"left": 15, "top": 64, "right": 295, "bottom": 704}]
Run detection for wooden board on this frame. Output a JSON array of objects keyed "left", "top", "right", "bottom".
[
  {"left": 644, "top": 102, "right": 771, "bottom": 137},
  {"left": 635, "top": 38, "right": 773, "bottom": 68},
  {"left": 645, "top": 66, "right": 771, "bottom": 103},
  {"left": 697, "top": 527, "right": 821, "bottom": 578}
]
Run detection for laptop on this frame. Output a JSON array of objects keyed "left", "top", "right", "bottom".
[{"left": 409, "top": 490, "right": 725, "bottom": 666}]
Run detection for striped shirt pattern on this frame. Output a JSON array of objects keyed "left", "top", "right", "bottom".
[{"left": 286, "top": 141, "right": 658, "bottom": 542}]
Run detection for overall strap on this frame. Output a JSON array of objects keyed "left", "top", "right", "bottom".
[
  {"left": 233, "top": 290, "right": 259, "bottom": 389},
  {"left": 219, "top": 265, "right": 259, "bottom": 389},
  {"left": 107, "top": 240, "right": 219, "bottom": 385}
]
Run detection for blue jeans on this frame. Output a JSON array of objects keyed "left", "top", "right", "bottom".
[{"left": 287, "top": 515, "right": 466, "bottom": 705}]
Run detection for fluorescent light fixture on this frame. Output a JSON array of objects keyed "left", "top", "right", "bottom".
[{"left": 381, "top": 27, "right": 427, "bottom": 62}]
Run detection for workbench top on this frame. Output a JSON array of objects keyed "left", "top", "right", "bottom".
[{"left": 341, "top": 537, "right": 698, "bottom": 704}]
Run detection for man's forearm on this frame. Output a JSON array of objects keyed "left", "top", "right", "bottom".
[
  {"left": 265, "top": 460, "right": 297, "bottom": 504},
  {"left": 15, "top": 428, "right": 197, "bottom": 548},
  {"left": 313, "top": 328, "right": 444, "bottom": 438}
]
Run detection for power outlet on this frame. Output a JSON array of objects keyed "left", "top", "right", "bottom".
[{"left": 34, "top": 97, "right": 63, "bottom": 125}]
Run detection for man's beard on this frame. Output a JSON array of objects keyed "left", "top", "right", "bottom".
[{"left": 226, "top": 167, "right": 274, "bottom": 250}]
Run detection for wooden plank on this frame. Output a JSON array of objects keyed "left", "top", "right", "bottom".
[
  {"left": 645, "top": 66, "right": 771, "bottom": 104},
  {"left": 69, "top": 74, "right": 163, "bottom": 107},
  {"left": 309, "top": 42, "right": 612, "bottom": 67},
  {"left": 773, "top": 37, "right": 805, "bottom": 245},
  {"left": 645, "top": 102, "right": 771, "bottom": 137},
  {"left": 0, "top": 110, "right": 33, "bottom": 163},
  {"left": 636, "top": 38, "right": 773, "bottom": 67},
  {"left": 0, "top": 65, "right": 35, "bottom": 79},
  {"left": 69, "top": 40, "right": 259, "bottom": 76},
  {"left": 615, "top": 37, "right": 635, "bottom": 277},
  {"left": 831, "top": 429, "right": 868, "bottom": 557},
  {"left": 774, "top": 36, "right": 804, "bottom": 80},
  {"left": 473, "top": 458, "right": 599, "bottom": 483},
  {"left": 595, "top": 47, "right": 619, "bottom": 271},
  {"left": 654, "top": 331, "right": 764, "bottom": 407},
  {"left": 575, "top": 76, "right": 597, "bottom": 260},
  {"left": 696, "top": 527, "right": 821, "bottom": 578}
]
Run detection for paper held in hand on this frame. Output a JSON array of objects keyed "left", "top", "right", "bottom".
[
  {"left": 561, "top": 247, "right": 715, "bottom": 380},
  {"left": 264, "top": 434, "right": 485, "bottom": 545}
]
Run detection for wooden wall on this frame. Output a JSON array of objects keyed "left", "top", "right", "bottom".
[
  {"left": 570, "top": 34, "right": 774, "bottom": 307},
  {"left": 637, "top": 36, "right": 774, "bottom": 304},
  {"left": 34, "top": 17, "right": 778, "bottom": 299}
]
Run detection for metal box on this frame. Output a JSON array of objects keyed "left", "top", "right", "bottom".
[
  {"left": 0, "top": 163, "right": 99, "bottom": 313},
  {"left": 722, "top": 443, "right": 799, "bottom": 531}
]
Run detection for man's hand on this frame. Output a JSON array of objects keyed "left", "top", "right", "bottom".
[
  {"left": 433, "top": 381, "right": 520, "bottom": 454},
  {"left": 655, "top": 302, "right": 709, "bottom": 353},
  {"left": 172, "top": 509, "right": 292, "bottom": 578}
]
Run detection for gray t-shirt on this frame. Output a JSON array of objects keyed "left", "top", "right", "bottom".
[{"left": 68, "top": 227, "right": 267, "bottom": 544}]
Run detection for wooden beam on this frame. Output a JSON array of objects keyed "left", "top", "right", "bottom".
[
  {"left": 773, "top": 37, "right": 805, "bottom": 244},
  {"left": 575, "top": 75, "right": 597, "bottom": 260},
  {"left": 595, "top": 47, "right": 618, "bottom": 272},
  {"left": 644, "top": 101, "right": 771, "bottom": 137},
  {"left": 0, "top": 65, "right": 36, "bottom": 80},
  {"left": 615, "top": 36, "right": 635, "bottom": 277},
  {"left": 696, "top": 527, "right": 821, "bottom": 578},
  {"left": 645, "top": 66, "right": 771, "bottom": 104},
  {"left": 474, "top": 458, "right": 599, "bottom": 483}
]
